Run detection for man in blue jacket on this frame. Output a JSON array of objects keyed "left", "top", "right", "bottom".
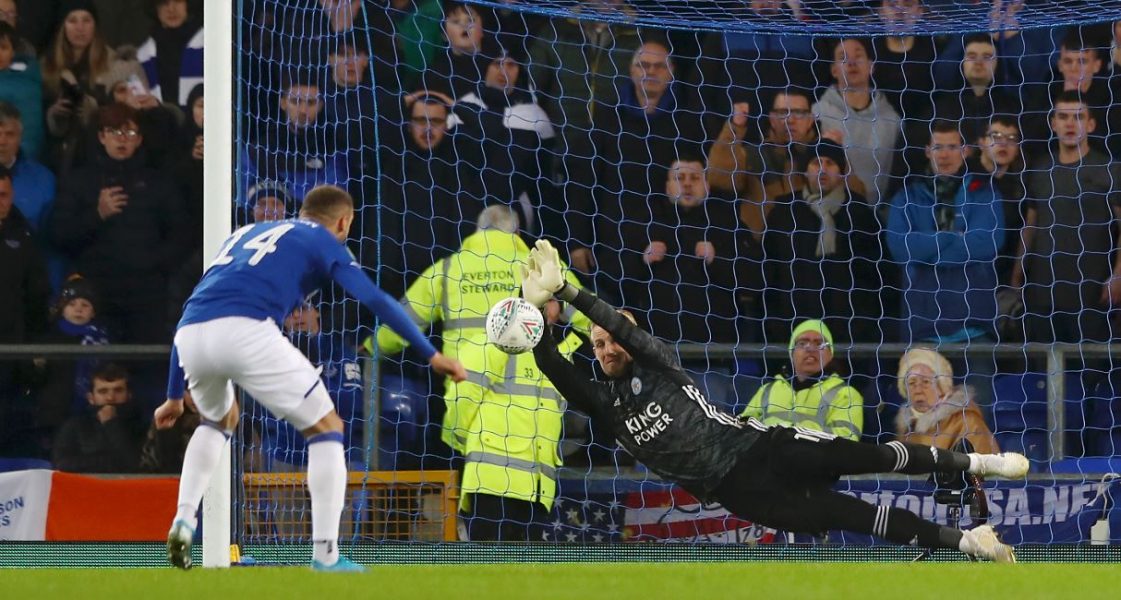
[
  {"left": 887, "top": 119, "right": 1003, "bottom": 417},
  {"left": 887, "top": 119, "right": 1005, "bottom": 343}
]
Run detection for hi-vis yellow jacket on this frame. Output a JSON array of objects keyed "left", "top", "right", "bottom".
[
  {"left": 739, "top": 374, "right": 863, "bottom": 441},
  {"left": 372, "top": 229, "right": 589, "bottom": 510}
]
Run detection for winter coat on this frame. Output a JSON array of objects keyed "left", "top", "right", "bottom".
[
  {"left": 886, "top": 171, "right": 1004, "bottom": 341},
  {"left": 0, "top": 57, "right": 45, "bottom": 159},
  {"left": 621, "top": 194, "right": 746, "bottom": 343},
  {"left": 49, "top": 148, "right": 192, "bottom": 310},
  {"left": 762, "top": 188, "right": 885, "bottom": 343},
  {"left": 137, "top": 22, "right": 204, "bottom": 106},
  {"left": 0, "top": 206, "right": 49, "bottom": 343},
  {"left": 895, "top": 387, "right": 998, "bottom": 454},
  {"left": 52, "top": 406, "right": 143, "bottom": 473}
]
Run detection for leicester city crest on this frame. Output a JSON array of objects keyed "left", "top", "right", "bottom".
[{"left": 630, "top": 377, "right": 642, "bottom": 395}]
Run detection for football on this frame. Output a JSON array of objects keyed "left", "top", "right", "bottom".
[{"left": 485, "top": 297, "right": 545, "bottom": 354}]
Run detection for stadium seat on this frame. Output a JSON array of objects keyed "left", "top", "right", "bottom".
[
  {"left": 992, "top": 373, "right": 1048, "bottom": 432},
  {"left": 378, "top": 375, "right": 429, "bottom": 470},
  {"left": 994, "top": 430, "right": 1049, "bottom": 463}
]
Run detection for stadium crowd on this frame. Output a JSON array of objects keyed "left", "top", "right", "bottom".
[{"left": 2, "top": 0, "right": 1121, "bottom": 473}]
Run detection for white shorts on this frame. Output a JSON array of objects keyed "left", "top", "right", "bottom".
[{"left": 174, "top": 316, "right": 334, "bottom": 431}]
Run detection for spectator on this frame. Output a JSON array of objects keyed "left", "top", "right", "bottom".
[
  {"left": 0, "top": 102, "right": 54, "bottom": 238},
  {"left": 887, "top": 120, "right": 1004, "bottom": 344},
  {"left": 107, "top": 77, "right": 181, "bottom": 169},
  {"left": 0, "top": 0, "right": 37, "bottom": 57},
  {"left": 1039, "top": 28, "right": 1117, "bottom": 154},
  {"left": 740, "top": 320, "right": 864, "bottom": 441},
  {"left": 0, "top": 164, "right": 48, "bottom": 456},
  {"left": 895, "top": 348, "right": 998, "bottom": 454},
  {"left": 872, "top": 0, "right": 937, "bottom": 118},
  {"left": 929, "top": 34, "right": 1022, "bottom": 153},
  {"left": 50, "top": 103, "right": 191, "bottom": 342},
  {"left": 423, "top": 1, "right": 490, "bottom": 98},
  {"left": 137, "top": 0, "right": 203, "bottom": 108},
  {"left": 52, "top": 363, "right": 143, "bottom": 473},
  {"left": 280, "top": 0, "right": 376, "bottom": 71},
  {"left": 370, "top": 91, "right": 482, "bottom": 297},
  {"left": 568, "top": 38, "right": 715, "bottom": 291},
  {"left": 31, "top": 275, "right": 110, "bottom": 446},
  {"left": 454, "top": 43, "right": 555, "bottom": 236},
  {"left": 324, "top": 34, "right": 402, "bottom": 174},
  {"left": 258, "top": 303, "right": 364, "bottom": 468},
  {"left": 0, "top": 101, "right": 60, "bottom": 296},
  {"left": 527, "top": 0, "right": 642, "bottom": 241},
  {"left": 139, "top": 388, "right": 198, "bottom": 473},
  {"left": 934, "top": 0, "right": 1064, "bottom": 92},
  {"left": 372, "top": 206, "right": 590, "bottom": 541},
  {"left": 709, "top": 89, "right": 868, "bottom": 238},
  {"left": 1015, "top": 92, "right": 1121, "bottom": 343},
  {"left": 761, "top": 139, "right": 884, "bottom": 344},
  {"left": 623, "top": 154, "right": 745, "bottom": 345},
  {"left": 242, "top": 75, "right": 349, "bottom": 209},
  {"left": 40, "top": 1, "right": 148, "bottom": 174},
  {"left": 0, "top": 164, "right": 48, "bottom": 345},
  {"left": 0, "top": 22, "right": 44, "bottom": 159},
  {"left": 975, "top": 116, "right": 1027, "bottom": 288},
  {"left": 393, "top": 0, "right": 450, "bottom": 91},
  {"left": 246, "top": 180, "right": 296, "bottom": 224},
  {"left": 813, "top": 37, "right": 902, "bottom": 205},
  {"left": 696, "top": 0, "right": 818, "bottom": 120}
]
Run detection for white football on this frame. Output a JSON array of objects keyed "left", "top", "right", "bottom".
[{"left": 486, "top": 297, "right": 545, "bottom": 355}]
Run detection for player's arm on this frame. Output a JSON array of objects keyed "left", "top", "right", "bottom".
[
  {"left": 154, "top": 344, "right": 186, "bottom": 429},
  {"left": 367, "top": 259, "right": 442, "bottom": 356},
  {"left": 331, "top": 259, "right": 466, "bottom": 382}
]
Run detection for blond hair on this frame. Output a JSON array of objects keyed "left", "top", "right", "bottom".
[
  {"left": 41, "top": 19, "right": 111, "bottom": 97},
  {"left": 299, "top": 185, "right": 354, "bottom": 221}
]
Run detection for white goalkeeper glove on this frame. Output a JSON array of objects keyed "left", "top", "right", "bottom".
[
  {"left": 521, "top": 240, "right": 566, "bottom": 308},
  {"left": 520, "top": 256, "right": 552, "bottom": 309}
]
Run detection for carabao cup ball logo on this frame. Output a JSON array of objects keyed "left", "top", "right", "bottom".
[{"left": 486, "top": 297, "right": 544, "bottom": 354}]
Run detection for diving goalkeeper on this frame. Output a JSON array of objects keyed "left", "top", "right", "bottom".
[{"left": 523, "top": 240, "right": 1024, "bottom": 562}]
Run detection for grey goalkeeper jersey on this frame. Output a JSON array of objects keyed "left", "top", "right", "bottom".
[{"left": 534, "top": 286, "right": 765, "bottom": 500}]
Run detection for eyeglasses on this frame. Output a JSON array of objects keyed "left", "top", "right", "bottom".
[
  {"left": 986, "top": 131, "right": 1020, "bottom": 143},
  {"left": 793, "top": 340, "right": 831, "bottom": 351},
  {"left": 103, "top": 127, "right": 140, "bottom": 139},
  {"left": 772, "top": 108, "right": 813, "bottom": 119}
]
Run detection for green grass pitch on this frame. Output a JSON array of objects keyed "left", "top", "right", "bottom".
[{"left": 6, "top": 563, "right": 1121, "bottom": 599}]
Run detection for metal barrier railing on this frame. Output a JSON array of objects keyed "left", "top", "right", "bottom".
[{"left": 4, "top": 341, "right": 1118, "bottom": 460}]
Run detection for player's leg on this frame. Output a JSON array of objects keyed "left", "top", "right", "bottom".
[
  {"left": 232, "top": 319, "right": 361, "bottom": 572},
  {"left": 773, "top": 426, "right": 1028, "bottom": 480},
  {"left": 784, "top": 488, "right": 1015, "bottom": 562},
  {"left": 166, "top": 322, "right": 241, "bottom": 569}
]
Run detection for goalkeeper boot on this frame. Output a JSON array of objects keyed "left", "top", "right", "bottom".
[
  {"left": 960, "top": 525, "right": 1017, "bottom": 563},
  {"left": 311, "top": 556, "right": 366, "bottom": 573},
  {"left": 166, "top": 519, "right": 195, "bottom": 570},
  {"left": 969, "top": 452, "right": 1030, "bottom": 479}
]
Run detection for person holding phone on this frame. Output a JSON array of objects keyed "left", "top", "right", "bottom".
[{"left": 50, "top": 103, "right": 191, "bottom": 343}]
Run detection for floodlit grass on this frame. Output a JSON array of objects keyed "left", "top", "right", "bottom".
[{"left": 6, "top": 563, "right": 1121, "bottom": 600}]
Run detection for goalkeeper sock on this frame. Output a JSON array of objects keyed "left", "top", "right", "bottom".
[
  {"left": 884, "top": 441, "right": 971, "bottom": 475},
  {"left": 308, "top": 432, "right": 347, "bottom": 566},
  {"left": 173, "top": 423, "right": 232, "bottom": 529}
]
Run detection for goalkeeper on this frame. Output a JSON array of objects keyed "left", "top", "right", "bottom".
[{"left": 523, "top": 240, "right": 1024, "bottom": 562}]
